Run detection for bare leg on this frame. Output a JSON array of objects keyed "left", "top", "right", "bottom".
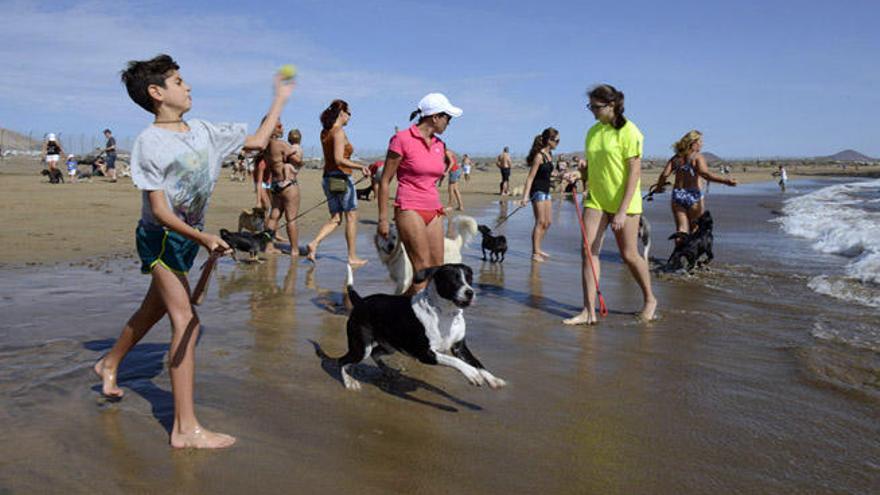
[
  {"left": 94, "top": 280, "right": 167, "bottom": 398},
  {"left": 282, "top": 185, "right": 300, "bottom": 257},
  {"left": 344, "top": 210, "right": 367, "bottom": 266},
  {"left": 264, "top": 193, "right": 283, "bottom": 253},
  {"left": 151, "top": 265, "right": 235, "bottom": 449},
  {"left": 613, "top": 214, "right": 658, "bottom": 321},
  {"left": 306, "top": 213, "right": 342, "bottom": 263},
  {"left": 396, "top": 210, "right": 444, "bottom": 295},
  {"left": 564, "top": 207, "right": 608, "bottom": 325},
  {"left": 531, "top": 200, "right": 552, "bottom": 260},
  {"left": 453, "top": 184, "right": 464, "bottom": 210}
]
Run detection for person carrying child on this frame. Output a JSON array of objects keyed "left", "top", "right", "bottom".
[{"left": 93, "top": 54, "right": 294, "bottom": 449}]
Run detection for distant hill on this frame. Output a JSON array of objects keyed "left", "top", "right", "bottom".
[
  {"left": 702, "top": 151, "right": 723, "bottom": 164},
  {"left": 0, "top": 127, "right": 40, "bottom": 151},
  {"left": 821, "top": 149, "right": 876, "bottom": 162}
]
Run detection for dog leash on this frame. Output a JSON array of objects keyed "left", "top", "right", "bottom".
[
  {"left": 492, "top": 203, "right": 526, "bottom": 230},
  {"left": 572, "top": 188, "right": 608, "bottom": 318},
  {"left": 277, "top": 175, "right": 370, "bottom": 230}
]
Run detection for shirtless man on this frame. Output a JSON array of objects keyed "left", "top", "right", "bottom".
[
  {"left": 496, "top": 146, "right": 512, "bottom": 195},
  {"left": 264, "top": 121, "right": 303, "bottom": 256}
]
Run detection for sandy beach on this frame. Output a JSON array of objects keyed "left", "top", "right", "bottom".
[{"left": 1, "top": 158, "right": 879, "bottom": 493}]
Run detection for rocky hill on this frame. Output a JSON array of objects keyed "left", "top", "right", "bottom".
[
  {"left": 0, "top": 128, "right": 39, "bottom": 151},
  {"left": 821, "top": 149, "right": 876, "bottom": 162}
]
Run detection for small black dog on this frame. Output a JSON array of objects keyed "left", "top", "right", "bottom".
[
  {"left": 477, "top": 225, "right": 507, "bottom": 263},
  {"left": 356, "top": 185, "right": 373, "bottom": 201},
  {"left": 664, "top": 211, "right": 714, "bottom": 271},
  {"left": 220, "top": 228, "right": 274, "bottom": 262},
  {"left": 41, "top": 168, "right": 64, "bottom": 184}
]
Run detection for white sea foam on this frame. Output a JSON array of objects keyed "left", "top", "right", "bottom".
[{"left": 776, "top": 179, "right": 880, "bottom": 307}]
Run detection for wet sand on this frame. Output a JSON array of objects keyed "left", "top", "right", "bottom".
[{"left": 1, "top": 177, "right": 878, "bottom": 493}]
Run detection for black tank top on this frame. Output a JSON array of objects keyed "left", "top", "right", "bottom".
[
  {"left": 530, "top": 154, "right": 554, "bottom": 194},
  {"left": 46, "top": 142, "right": 60, "bottom": 155}
]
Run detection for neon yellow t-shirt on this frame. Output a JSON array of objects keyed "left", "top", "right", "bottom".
[{"left": 584, "top": 120, "right": 643, "bottom": 215}]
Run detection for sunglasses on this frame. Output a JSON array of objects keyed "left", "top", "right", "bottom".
[
  {"left": 551, "top": 137, "right": 560, "bottom": 143},
  {"left": 586, "top": 103, "right": 610, "bottom": 111}
]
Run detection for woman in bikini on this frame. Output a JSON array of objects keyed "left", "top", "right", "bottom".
[
  {"left": 520, "top": 127, "right": 559, "bottom": 262},
  {"left": 264, "top": 122, "right": 303, "bottom": 255},
  {"left": 651, "top": 130, "right": 737, "bottom": 240},
  {"left": 377, "top": 92, "right": 463, "bottom": 294},
  {"left": 306, "top": 100, "right": 371, "bottom": 265}
]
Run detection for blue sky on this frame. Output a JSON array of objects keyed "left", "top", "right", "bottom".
[{"left": 1, "top": 0, "right": 878, "bottom": 158}]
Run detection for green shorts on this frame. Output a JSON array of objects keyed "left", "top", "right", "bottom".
[{"left": 136, "top": 225, "right": 200, "bottom": 275}]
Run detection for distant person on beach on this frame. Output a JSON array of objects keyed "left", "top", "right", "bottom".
[
  {"left": 651, "top": 130, "right": 737, "bottom": 238},
  {"left": 497, "top": 146, "right": 512, "bottom": 195},
  {"left": 103, "top": 129, "right": 118, "bottom": 182},
  {"left": 305, "top": 99, "right": 371, "bottom": 265},
  {"left": 445, "top": 148, "right": 464, "bottom": 210},
  {"left": 93, "top": 54, "right": 293, "bottom": 449},
  {"left": 772, "top": 164, "right": 787, "bottom": 192},
  {"left": 263, "top": 120, "right": 302, "bottom": 255},
  {"left": 66, "top": 154, "right": 78, "bottom": 183},
  {"left": 462, "top": 153, "right": 473, "bottom": 182},
  {"left": 41, "top": 133, "right": 64, "bottom": 174},
  {"left": 564, "top": 84, "right": 657, "bottom": 325},
  {"left": 378, "top": 92, "right": 462, "bottom": 294},
  {"left": 520, "top": 127, "right": 559, "bottom": 262}
]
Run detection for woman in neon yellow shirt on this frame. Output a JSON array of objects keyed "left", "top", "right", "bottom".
[{"left": 564, "top": 84, "right": 657, "bottom": 325}]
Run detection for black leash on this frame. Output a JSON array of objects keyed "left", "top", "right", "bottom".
[
  {"left": 492, "top": 202, "right": 527, "bottom": 230},
  {"left": 277, "top": 175, "right": 369, "bottom": 230},
  {"left": 642, "top": 181, "right": 670, "bottom": 201}
]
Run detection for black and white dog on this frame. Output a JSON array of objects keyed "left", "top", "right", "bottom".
[
  {"left": 665, "top": 211, "right": 714, "bottom": 271},
  {"left": 332, "top": 263, "right": 506, "bottom": 391},
  {"left": 638, "top": 216, "right": 652, "bottom": 262},
  {"left": 477, "top": 225, "right": 507, "bottom": 263},
  {"left": 220, "top": 228, "right": 274, "bottom": 262}
]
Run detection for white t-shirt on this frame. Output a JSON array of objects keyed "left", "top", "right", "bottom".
[{"left": 130, "top": 119, "right": 246, "bottom": 229}]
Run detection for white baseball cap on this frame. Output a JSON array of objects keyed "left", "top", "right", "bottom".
[
  {"left": 47, "top": 133, "right": 56, "bottom": 141},
  {"left": 417, "top": 93, "right": 463, "bottom": 118}
]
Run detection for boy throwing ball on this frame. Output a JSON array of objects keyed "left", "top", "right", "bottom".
[{"left": 93, "top": 54, "right": 294, "bottom": 449}]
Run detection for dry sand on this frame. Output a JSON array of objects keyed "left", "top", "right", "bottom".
[{"left": 1, "top": 155, "right": 875, "bottom": 266}]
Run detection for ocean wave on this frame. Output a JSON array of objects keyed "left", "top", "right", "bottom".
[{"left": 776, "top": 179, "right": 880, "bottom": 307}]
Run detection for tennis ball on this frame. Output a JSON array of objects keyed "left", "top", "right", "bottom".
[{"left": 279, "top": 64, "right": 297, "bottom": 80}]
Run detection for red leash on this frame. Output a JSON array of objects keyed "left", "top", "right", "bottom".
[{"left": 573, "top": 188, "right": 608, "bottom": 317}]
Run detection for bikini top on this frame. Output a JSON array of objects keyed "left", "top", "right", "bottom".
[{"left": 674, "top": 156, "right": 696, "bottom": 177}]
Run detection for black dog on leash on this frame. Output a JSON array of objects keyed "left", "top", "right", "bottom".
[
  {"left": 220, "top": 228, "right": 274, "bottom": 262},
  {"left": 477, "top": 225, "right": 507, "bottom": 263},
  {"left": 41, "top": 168, "right": 64, "bottom": 184},
  {"left": 664, "top": 211, "right": 714, "bottom": 271},
  {"left": 356, "top": 186, "right": 373, "bottom": 201}
]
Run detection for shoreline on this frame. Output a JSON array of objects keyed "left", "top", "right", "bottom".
[{"left": 1, "top": 156, "right": 872, "bottom": 268}]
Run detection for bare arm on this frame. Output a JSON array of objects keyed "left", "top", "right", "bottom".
[
  {"left": 332, "top": 128, "right": 370, "bottom": 175},
  {"left": 521, "top": 154, "right": 542, "bottom": 204},
  {"left": 695, "top": 154, "right": 736, "bottom": 186},
  {"left": 147, "top": 190, "right": 229, "bottom": 253},
  {"left": 377, "top": 151, "right": 401, "bottom": 237},
  {"left": 655, "top": 158, "right": 675, "bottom": 189},
  {"left": 242, "top": 75, "right": 294, "bottom": 151},
  {"left": 612, "top": 156, "right": 642, "bottom": 231}
]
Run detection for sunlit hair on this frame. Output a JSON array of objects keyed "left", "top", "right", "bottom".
[
  {"left": 320, "top": 100, "right": 349, "bottom": 130},
  {"left": 673, "top": 130, "right": 703, "bottom": 155},
  {"left": 526, "top": 127, "right": 559, "bottom": 166},
  {"left": 587, "top": 83, "right": 627, "bottom": 130},
  {"left": 288, "top": 129, "right": 302, "bottom": 144},
  {"left": 120, "top": 54, "right": 180, "bottom": 114}
]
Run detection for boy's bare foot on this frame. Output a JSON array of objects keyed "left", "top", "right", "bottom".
[
  {"left": 170, "top": 426, "right": 236, "bottom": 449},
  {"left": 539, "top": 250, "right": 551, "bottom": 258},
  {"left": 638, "top": 297, "right": 658, "bottom": 322},
  {"left": 306, "top": 243, "right": 317, "bottom": 263},
  {"left": 93, "top": 358, "right": 124, "bottom": 398},
  {"left": 348, "top": 257, "right": 368, "bottom": 267},
  {"left": 563, "top": 309, "right": 597, "bottom": 325},
  {"left": 531, "top": 253, "right": 545, "bottom": 262}
]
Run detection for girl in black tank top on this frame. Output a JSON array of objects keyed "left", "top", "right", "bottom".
[{"left": 521, "top": 127, "right": 559, "bottom": 262}]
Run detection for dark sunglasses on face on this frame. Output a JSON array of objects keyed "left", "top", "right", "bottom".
[{"left": 587, "top": 103, "right": 610, "bottom": 111}]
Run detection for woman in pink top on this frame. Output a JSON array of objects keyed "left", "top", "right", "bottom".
[{"left": 378, "top": 93, "right": 463, "bottom": 294}]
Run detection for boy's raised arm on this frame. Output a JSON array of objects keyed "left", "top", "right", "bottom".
[{"left": 244, "top": 75, "right": 295, "bottom": 151}]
